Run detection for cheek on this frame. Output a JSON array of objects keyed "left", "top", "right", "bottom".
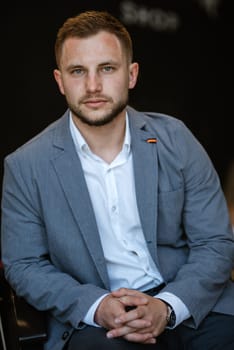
[
  {"left": 63, "top": 80, "right": 83, "bottom": 98},
  {"left": 107, "top": 75, "right": 130, "bottom": 94}
]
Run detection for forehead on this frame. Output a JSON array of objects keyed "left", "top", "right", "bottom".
[{"left": 60, "top": 31, "right": 125, "bottom": 65}]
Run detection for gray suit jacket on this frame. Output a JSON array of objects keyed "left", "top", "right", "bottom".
[{"left": 1, "top": 106, "right": 234, "bottom": 350}]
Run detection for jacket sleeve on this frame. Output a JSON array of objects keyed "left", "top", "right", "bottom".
[
  {"left": 160, "top": 120, "right": 234, "bottom": 328},
  {"left": 1, "top": 155, "right": 108, "bottom": 329}
]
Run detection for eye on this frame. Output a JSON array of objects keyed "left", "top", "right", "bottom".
[
  {"left": 102, "top": 65, "right": 115, "bottom": 73},
  {"left": 71, "top": 68, "right": 84, "bottom": 76}
]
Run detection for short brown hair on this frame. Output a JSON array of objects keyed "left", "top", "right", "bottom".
[{"left": 55, "top": 11, "right": 133, "bottom": 67}]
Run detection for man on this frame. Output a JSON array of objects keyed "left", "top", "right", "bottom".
[{"left": 1, "top": 10, "right": 234, "bottom": 350}]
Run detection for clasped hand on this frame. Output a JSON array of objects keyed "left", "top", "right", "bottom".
[{"left": 94, "top": 288, "right": 168, "bottom": 345}]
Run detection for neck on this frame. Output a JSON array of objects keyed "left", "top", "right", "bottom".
[{"left": 72, "top": 112, "right": 126, "bottom": 164}]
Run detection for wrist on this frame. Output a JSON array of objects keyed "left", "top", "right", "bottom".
[{"left": 158, "top": 299, "right": 176, "bottom": 327}]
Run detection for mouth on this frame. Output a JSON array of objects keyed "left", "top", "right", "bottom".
[{"left": 82, "top": 98, "right": 109, "bottom": 109}]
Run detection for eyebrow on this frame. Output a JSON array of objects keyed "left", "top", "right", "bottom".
[
  {"left": 98, "top": 60, "right": 119, "bottom": 66},
  {"left": 66, "top": 64, "right": 83, "bottom": 71}
]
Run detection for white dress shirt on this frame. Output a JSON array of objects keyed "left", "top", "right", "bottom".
[{"left": 69, "top": 113, "right": 190, "bottom": 328}]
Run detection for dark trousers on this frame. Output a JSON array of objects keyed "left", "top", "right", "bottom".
[{"left": 65, "top": 312, "right": 234, "bottom": 350}]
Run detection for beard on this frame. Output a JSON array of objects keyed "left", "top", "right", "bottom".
[{"left": 68, "top": 94, "right": 128, "bottom": 127}]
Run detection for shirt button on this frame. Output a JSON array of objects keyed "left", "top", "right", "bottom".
[
  {"left": 112, "top": 205, "right": 116, "bottom": 212},
  {"left": 131, "top": 251, "right": 138, "bottom": 256},
  {"left": 62, "top": 331, "right": 70, "bottom": 340}
]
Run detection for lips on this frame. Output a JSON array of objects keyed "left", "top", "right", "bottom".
[{"left": 82, "top": 97, "right": 109, "bottom": 108}]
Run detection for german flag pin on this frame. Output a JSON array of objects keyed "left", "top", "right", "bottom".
[{"left": 146, "top": 138, "right": 157, "bottom": 143}]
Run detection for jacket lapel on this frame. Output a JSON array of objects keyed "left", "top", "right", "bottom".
[
  {"left": 50, "top": 112, "right": 110, "bottom": 288},
  {"left": 128, "top": 107, "right": 159, "bottom": 264}
]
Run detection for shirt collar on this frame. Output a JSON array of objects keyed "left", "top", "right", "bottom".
[{"left": 69, "top": 111, "right": 131, "bottom": 157}]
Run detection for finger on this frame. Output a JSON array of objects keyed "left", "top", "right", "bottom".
[
  {"left": 123, "top": 332, "right": 156, "bottom": 344},
  {"left": 115, "top": 306, "right": 146, "bottom": 325},
  {"left": 107, "top": 325, "right": 136, "bottom": 339},
  {"left": 115, "top": 317, "right": 151, "bottom": 329},
  {"left": 112, "top": 288, "right": 142, "bottom": 297},
  {"left": 117, "top": 295, "right": 149, "bottom": 308},
  {"left": 107, "top": 320, "right": 152, "bottom": 339}
]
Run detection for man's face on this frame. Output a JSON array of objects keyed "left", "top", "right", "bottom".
[{"left": 54, "top": 31, "right": 138, "bottom": 127}]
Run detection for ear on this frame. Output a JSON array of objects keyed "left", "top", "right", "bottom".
[
  {"left": 53, "top": 69, "right": 65, "bottom": 95},
  {"left": 128, "top": 62, "right": 139, "bottom": 89}
]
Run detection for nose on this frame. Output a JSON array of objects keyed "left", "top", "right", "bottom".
[{"left": 86, "top": 72, "right": 102, "bottom": 93}]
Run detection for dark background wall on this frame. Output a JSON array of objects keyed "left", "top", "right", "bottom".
[{"left": 1, "top": 0, "right": 233, "bottom": 195}]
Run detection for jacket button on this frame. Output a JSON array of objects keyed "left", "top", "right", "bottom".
[{"left": 62, "top": 331, "right": 69, "bottom": 340}]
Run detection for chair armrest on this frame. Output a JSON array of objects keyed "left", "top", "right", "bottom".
[
  {"left": 0, "top": 267, "right": 47, "bottom": 348},
  {"left": 11, "top": 290, "right": 48, "bottom": 344}
]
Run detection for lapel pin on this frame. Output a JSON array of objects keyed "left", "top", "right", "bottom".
[{"left": 146, "top": 138, "right": 157, "bottom": 143}]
